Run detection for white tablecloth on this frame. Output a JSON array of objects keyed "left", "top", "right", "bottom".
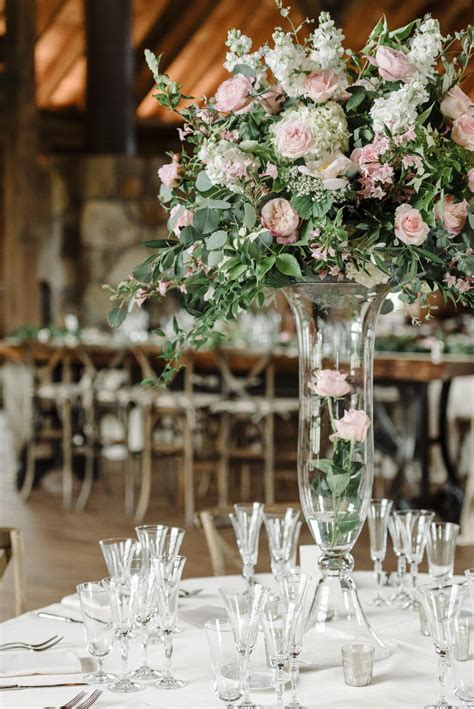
[{"left": 0, "top": 572, "right": 464, "bottom": 708}]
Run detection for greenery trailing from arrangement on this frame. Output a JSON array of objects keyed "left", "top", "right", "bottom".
[{"left": 107, "top": 4, "right": 474, "bottom": 381}]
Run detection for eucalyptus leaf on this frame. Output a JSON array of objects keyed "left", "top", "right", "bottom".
[
  {"left": 207, "top": 250, "right": 224, "bottom": 267},
  {"left": 244, "top": 203, "right": 257, "bottom": 230},
  {"left": 194, "top": 207, "right": 221, "bottom": 234},
  {"left": 107, "top": 307, "right": 126, "bottom": 329},
  {"left": 205, "top": 230, "right": 228, "bottom": 250},
  {"left": 196, "top": 171, "right": 214, "bottom": 192}
]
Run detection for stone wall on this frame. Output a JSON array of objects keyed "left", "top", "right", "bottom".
[{"left": 37, "top": 154, "right": 168, "bottom": 328}]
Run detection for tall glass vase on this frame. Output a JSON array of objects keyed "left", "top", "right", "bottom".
[{"left": 284, "top": 281, "right": 390, "bottom": 668}]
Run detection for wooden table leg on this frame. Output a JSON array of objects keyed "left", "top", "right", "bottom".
[{"left": 134, "top": 406, "right": 152, "bottom": 523}]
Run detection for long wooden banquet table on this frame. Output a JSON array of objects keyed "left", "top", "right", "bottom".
[{"left": 0, "top": 571, "right": 468, "bottom": 708}]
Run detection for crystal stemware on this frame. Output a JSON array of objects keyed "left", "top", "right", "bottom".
[
  {"left": 130, "top": 561, "right": 161, "bottom": 681},
  {"left": 101, "top": 573, "right": 143, "bottom": 693},
  {"left": 394, "top": 509, "right": 434, "bottom": 611},
  {"left": 99, "top": 538, "right": 138, "bottom": 580},
  {"left": 205, "top": 619, "right": 242, "bottom": 708},
  {"left": 451, "top": 610, "right": 474, "bottom": 705},
  {"left": 264, "top": 507, "right": 300, "bottom": 577},
  {"left": 76, "top": 582, "right": 116, "bottom": 684},
  {"left": 153, "top": 554, "right": 187, "bottom": 689},
  {"left": 367, "top": 498, "right": 393, "bottom": 606},
  {"left": 418, "top": 581, "right": 466, "bottom": 709},
  {"left": 261, "top": 602, "right": 295, "bottom": 709},
  {"left": 388, "top": 513, "right": 410, "bottom": 605},
  {"left": 230, "top": 503, "right": 264, "bottom": 586},
  {"left": 466, "top": 569, "right": 474, "bottom": 607},
  {"left": 220, "top": 582, "right": 269, "bottom": 709},
  {"left": 426, "top": 522, "right": 460, "bottom": 584},
  {"left": 276, "top": 572, "right": 312, "bottom": 709},
  {"left": 135, "top": 524, "right": 168, "bottom": 565}
]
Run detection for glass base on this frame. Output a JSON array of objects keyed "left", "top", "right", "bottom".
[
  {"left": 285, "top": 701, "right": 307, "bottom": 709},
  {"left": 403, "top": 598, "right": 420, "bottom": 611},
  {"left": 131, "top": 664, "right": 161, "bottom": 680},
  {"left": 84, "top": 670, "right": 116, "bottom": 684},
  {"left": 369, "top": 594, "right": 389, "bottom": 607},
  {"left": 302, "top": 554, "right": 390, "bottom": 669},
  {"left": 389, "top": 588, "right": 411, "bottom": 605},
  {"left": 108, "top": 677, "right": 144, "bottom": 693},
  {"left": 424, "top": 705, "right": 459, "bottom": 708},
  {"left": 155, "top": 675, "right": 186, "bottom": 689}
]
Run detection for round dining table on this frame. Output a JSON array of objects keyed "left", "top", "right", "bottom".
[{"left": 0, "top": 571, "right": 466, "bottom": 708}]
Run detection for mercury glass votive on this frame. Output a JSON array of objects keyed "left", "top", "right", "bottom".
[{"left": 341, "top": 644, "right": 375, "bottom": 687}]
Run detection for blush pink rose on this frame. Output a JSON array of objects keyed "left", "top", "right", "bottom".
[
  {"left": 452, "top": 114, "right": 474, "bottom": 151},
  {"left": 273, "top": 119, "right": 315, "bottom": 159},
  {"left": 261, "top": 85, "right": 286, "bottom": 115},
  {"left": 332, "top": 409, "right": 371, "bottom": 442},
  {"left": 440, "top": 195, "right": 468, "bottom": 236},
  {"left": 309, "top": 369, "right": 351, "bottom": 397},
  {"left": 304, "top": 70, "right": 339, "bottom": 103},
  {"left": 394, "top": 204, "right": 430, "bottom": 246},
  {"left": 158, "top": 155, "right": 183, "bottom": 188},
  {"left": 169, "top": 204, "right": 194, "bottom": 236},
  {"left": 261, "top": 198, "right": 299, "bottom": 242},
  {"left": 468, "top": 168, "right": 474, "bottom": 193},
  {"left": 214, "top": 75, "right": 254, "bottom": 113},
  {"left": 440, "top": 85, "right": 473, "bottom": 120},
  {"left": 375, "top": 46, "right": 416, "bottom": 82}
]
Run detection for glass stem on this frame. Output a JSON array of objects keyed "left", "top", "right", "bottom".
[
  {"left": 410, "top": 562, "right": 418, "bottom": 600},
  {"left": 164, "top": 631, "right": 173, "bottom": 678},
  {"left": 142, "top": 630, "right": 149, "bottom": 668},
  {"left": 374, "top": 559, "right": 383, "bottom": 598},
  {"left": 275, "top": 663, "right": 285, "bottom": 709},
  {"left": 289, "top": 654, "right": 299, "bottom": 705},
  {"left": 397, "top": 553, "right": 406, "bottom": 586},
  {"left": 437, "top": 651, "right": 448, "bottom": 706},
  {"left": 96, "top": 656, "right": 104, "bottom": 677},
  {"left": 120, "top": 635, "right": 129, "bottom": 680},
  {"left": 243, "top": 562, "right": 253, "bottom": 585},
  {"left": 240, "top": 651, "right": 250, "bottom": 703}
]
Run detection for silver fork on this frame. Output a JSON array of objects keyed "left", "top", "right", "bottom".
[
  {"left": 0, "top": 635, "right": 63, "bottom": 652},
  {"left": 76, "top": 689, "right": 103, "bottom": 708},
  {"left": 59, "top": 690, "right": 87, "bottom": 708}
]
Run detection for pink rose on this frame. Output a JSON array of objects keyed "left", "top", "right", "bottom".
[
  {"left": 332, "top": 409, "right": 371, "bottom": 442},
  {"left": 158, "top": 155, "right": 183, "bottom": 188},
  {"left": 440, "top": 86, "right": 472, "bottom": 120},
  {"left": 273, "top": 119, "right": 314, "bottom": 159},
  {"left": 394, "top": 204, "right": 430, "bottom": 246},
  {"left": 468, "top": 168, "right": 474, "bottom": 193},
  {"left": 169, "top": 205, "right": 194, "bottom": 236},
  {"left": 214, "top": 75, "right": 254, "bottom": 113},
  {"left": 452, "top": 114, "right": 474, "bottom": 151},
  {"left": 261, "top": 198, "right": 299, "bottom": 242},
  {"left": 374, "top": 46, "right": 416, "bottom": 83},
  {"left": 309, "top": 369, "right": 351, "bottom": 397},
  {"left": 261, "top": 85, "right": 286, "bottom": 115},
  {"left": 304, "top": 70, "right": 340, "bottom": 103},
  {"left": 440, "top": 195, "right": 468, "bottom": 236}
]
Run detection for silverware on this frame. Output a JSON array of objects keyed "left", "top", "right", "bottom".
[
  {"left": 60, "top": 689, "right": 87, "bottom": 708},
  {"left": 76, "top": 689, "right": 102, "bottom": 708},
  {"left": 36, "top": 612, "right": 83, "bottom": 624},
  {"left": 0, "top": 635, "right": 63, "bottom": 652},
  {"left": 0, "top": 682, "right": 87, "bottom": 690}
]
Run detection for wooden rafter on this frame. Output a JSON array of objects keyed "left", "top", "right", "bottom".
[{"left": 36, "top": 0, "right": 66, "bottom": 38}]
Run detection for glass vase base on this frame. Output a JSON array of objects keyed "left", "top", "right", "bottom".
[
  {"left": 154, "top": 676, "right": 186, "bottom": 689},
  {"left": 302, "top": 565, "right": 390, "bottom": 669},
  {"left": 108, "top": 678, "right": 144, "bottom": 693},
  {"left": 83, "top": 671, "right": 116, "bottom": 684},
  {"left": 369, "top": 594, "right": 390, "bottom": 607}
]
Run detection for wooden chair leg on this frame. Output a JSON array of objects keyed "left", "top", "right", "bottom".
[
  {"left": 134, "top": 407, "right": 152, "bottom": 523},
  {"left": 217, "top": 413, "right": 230, "bottom": 507},
  {"left": 10, "top": 529, "right": 26, "bottom": 616},
  {"left": 240, "top": 463, "right": 251, "bottom": 501},
  {"left": 20, "top": 438, "right": 36, "bottom": 501},
  {"left": 62, "top": 398, "right": 73, "bottom": 509},
  {"left": 183, "top": 418, "right": 194, "bottom": 528},
  {"left": 264, "top": 412, "right": 275, "bottom": 505},
  {"left": 76, "top": 401, "right": 95, "bottom": 512}
]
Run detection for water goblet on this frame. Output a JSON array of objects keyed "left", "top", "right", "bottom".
[
  {"left": 130, "top": 562, "right": 161, "bottom": 681},
  {"left": 264, "top": 508, "right": 300, "bottom": 577},
  {"left": 76, "top": 582, "right": 116, "bottom": 684},
  {"left": 205, "top": 619, "right": 242, "bottom": 708},
  {"left": 276, "top": 572, "right": 312, "bottom": 709},
  {"left": 394, "top": 509, "right": 434, "bottom": 610},
  {"left": 260, "top": 602, "right": 295, "bottom": 709},
  {"left": 418, "top": 581, "right": 466, "bottom": 709},
  {"left": 220, "top": 582, "right": 269, "bottom": 709},
  {"left": 367, "top": 498, "right": 393, "bottom": 606},
  {"left": 99, "top": 537, "right": 138, "bottom": 580},
  {"left": 427, "top": 522, "right": 459, "bottom": 584},
  {"left": 153, "top": 554, "right": 187, "bottom": 689},
  {"left": 230, "top": 503, "right": 264, "bottom": 586},
  {"left": 388, "top": 513, "right": 410, "bottom": 605},
  {"left": 101, "top": 573, "right": 143, "bottom": 693}
]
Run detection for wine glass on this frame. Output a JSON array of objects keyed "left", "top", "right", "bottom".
[
  {"left": 153, "top": 554, "right": 187, "bottom": 689},
  {"left": 394, "top": 509, "right": 434, "bottom": 610},
  {"left": 418, "top": 582, "right": 466, "bottom": 709},
  {"left": 76, "top": 582, "right": 116, "bottom": 684},
  {"left": 264, "top": 508, "right": 300, "bottom": 577},
  {"left": 101, "top": 573, "right": 143, "bottom": 693},
  {"left": 230, "top": 503, "right": 264, "bottom": 586},
  {"left": 426, "top": 522, "right": 459, "bottom": 584},
  {"left": 276, "top": 572, "right": 312, "bottom": 709},
  {"left": 220, "top": 582, "right": 269, "bottom": 709},
  {"left": 367, "top": 498, "right": 393, "bottom": 606},
  {"left": 388, "top": 513, "right": 410, "bottom": 605},
  {"left": 130, "top": 561, "right": 160, "bottom": 681},
  {"left": 99, "top": 538, "right": 138, "bottom": 580},
  {"left": 260, "top": 602, "right": 295, "bottom": 709},
  {"left": 205, "top": 619, "right": 242, "bottom": 708}
]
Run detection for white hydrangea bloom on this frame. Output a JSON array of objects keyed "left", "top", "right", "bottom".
[
  {"left": 309, "top": 12, "right": 346, "bottom": 73},
  {"left": 370, "top": 80, "right": 429, "bottom": 135},
  {"left": 270, "top": 102, "right": 349, "bottom": 161},
  {"left": 224, "top": 29, "right": 265, "bottom": 77},
  {"left": 199, "top": 140, "right": 259, "bottom": 193},
  {"left": 408, "top": 16, "right": 444, "bottom": 82},
  {"left": 264, "top": 31, "right": 316, "bottom": 97}
]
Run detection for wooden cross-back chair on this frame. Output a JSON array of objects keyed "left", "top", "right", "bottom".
[{"left": 0, "top": 528, "right": 26, "bottom": 616}]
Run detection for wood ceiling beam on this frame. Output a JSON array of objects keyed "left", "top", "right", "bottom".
[
  {"left": 36, "top": 0, "right": 67, "bottom": 39},
  {"left": 36, "top": 28, "right": 84, "bottom": 105}
]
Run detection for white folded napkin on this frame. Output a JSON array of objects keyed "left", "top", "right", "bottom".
[{"left": 0, "top": 649, "right": 82, "bottom": 677}]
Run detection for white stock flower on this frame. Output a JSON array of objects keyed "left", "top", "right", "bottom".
[
  {"left": 224, "top": 29, "right": 265, "bottom": 78},
  {"left": 370, "top": 80, "right": 429, "bottom": 135},
  {"left": 265, "top": 31, "right": 315, "bottom": 97},
  {"left": 271, "top": 102, "right": 349, "bottom": 161},
  {"left": 309, "top": 12, "right": 346, "bottom": 73},
  {"left": 199, "top": 140, "right": 259, "bottom": 192},
  {"left": 408, "top": 16, "right": 443, "bottom": 82}
]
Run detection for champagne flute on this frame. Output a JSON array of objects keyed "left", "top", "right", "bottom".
[
  {"left": 260, "top": 602, "right": 294, "bottom": 709},
  {"left": 153, "top": 554, "right": 187, "bottom": 689},
  {"left": 388, "top": 513, "right": 410, "bottom": 605},
  {"left": 394, "top": 509, "right": 434, "bottom": 610},
  {"left": 76, "top": 582, "right": 116, "bottom": 684},
  {"left": 230, "top": 503, "right": 264, "bottom": 586},
  {"left": 367, "top": 498, "right": 393, "bottom": 606},
  {"left": 99, "top": 538, "right": 137, "bottom": 580},
  {"left": 264, "top": 508, "right": 300, "bottom": 577},
  {"left": 131, "top": 561, "right": 160, "bottom": 681}
]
